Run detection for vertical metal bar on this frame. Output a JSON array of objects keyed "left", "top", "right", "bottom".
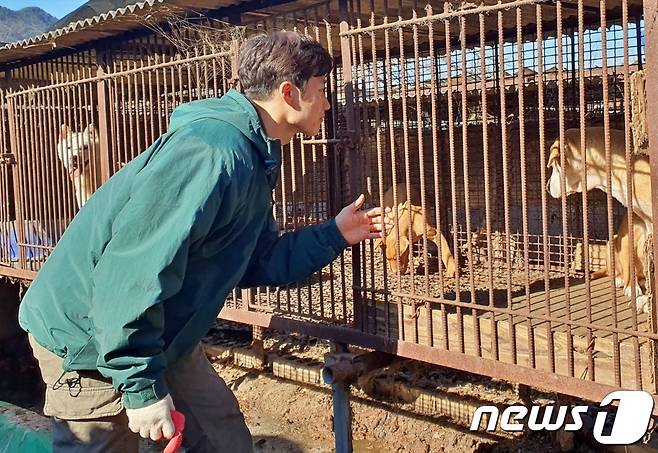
[
  {"left": 576, "top": 0, "right": 595, "bottom": 382},
  {"left": 643, "top": 0, "right": 658, "bottom": 394},
  {"left": 536, "top": 4, "right": 555, "bottom": 373},
  {"left": 34, "top": 88, "right": 49, "bottom": 261},
  {"left": 131, "top": 54, "right": 141, "bottom": 161},
  {"left": 384, "top": 19, "right": 404, "bottom": 340},
  {"left": 600, "top": 0, "right": 622, "bottom": 387},
  {"left": 369, "top": 11, "right": 388, "bottom": 337},
  {"left": 459, "top": 14, "right": 480, "bottom": 357},
  {"left": 6, "top": 96, "right": 26, "bottom": 269},
  {"left": 146, "top": 47, "right": 156, "bottom": 150},
  {"left": 96, "top": 53, "right": 112, "bottom": 183},
  {"left": 516, "top": 6, "right": 534, "bottom": 368},
  {"left": 428, "top": 6, "right": 446, "bottom": 349},
  {"left": 446, "top": 16, "right": 464, "bottom": 353},
  {"left": 621, "top": 0, "right": 643, "bottom": 390},
  {"left": 398, "top": 15, "right": 418, "bottom": 343},
  {"left": 480, "top": 12, "right": 498, "bottom": 361},
  {"left": 340, "top": 0, "right": 362, "bottom": 331},
  {"left": 556, "top": 1, "right": 576, "bottom": 378},
  {"left": 498, "top": 9, "right": 516, "bottom": 364},
  {"left": 138, "top": 40, "right": 150, "bottom": 150},
  {"left": 412, "top": 10, "right": 431, "bottom": 345},
  {"left": 119, "top": 59, "right": 130, "bottom": 168}
]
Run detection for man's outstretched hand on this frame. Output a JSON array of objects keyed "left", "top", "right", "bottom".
[{"left": 335, "top": 194, "right": 392, "bottom": 246}]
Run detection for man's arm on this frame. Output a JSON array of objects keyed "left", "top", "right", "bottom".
[
  {"left": 239, "top": 194, "right": 387, "bottom": 288},
  {"left": 238, "top": 214, "right": 348, "bottom": 288}
]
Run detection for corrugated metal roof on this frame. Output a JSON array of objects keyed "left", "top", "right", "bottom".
[
  {"left": 1, "top": 0, "right": 165, "bottom": 52},
  {"left": 0, "top": 0, "right": 244, "bottom": 67}
]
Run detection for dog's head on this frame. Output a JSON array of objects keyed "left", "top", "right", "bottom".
[
  {"left": 546, "top": 137, "right": 583, "bottom": 199},
  {"left": 56, "top": 124, "right": 99, "bottom": 179},
  {"left": 375, "top": 201, "right": 412, "bottom": 274}
]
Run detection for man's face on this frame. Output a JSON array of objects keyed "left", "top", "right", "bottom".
[{"left": 295, "top": 76, "right": 331, "bottom": 137}]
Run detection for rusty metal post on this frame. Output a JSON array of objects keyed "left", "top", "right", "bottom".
[
  {"left": 338, "top": 0, "right": 363, "bottom": 332},
  {"left": 5, "top": 96, "right": 25, "bottom": 270},
  {"left": 96, "top": 51, "right": 112, "bottom": 183},
  {"left": 322, "top": 351, "right": 395, "bottom": 453},
  {"left": 644, "top": 0, "right": 658, "bottom": 393}
]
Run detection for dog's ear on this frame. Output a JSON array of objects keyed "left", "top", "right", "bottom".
[
  {"left": 59, "top": 124, "right": 71, "bottom": 141},
  {"left": 547, "top": 140, "right": 560, "bottom": 168},
  {"left": 83, "top": 124, "right": 98, "bottom": 140},
  {"left": 399, "top": 236, "right": 410, "bottom": 257}
]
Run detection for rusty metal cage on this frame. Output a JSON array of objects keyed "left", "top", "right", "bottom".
[{"left": 1, "top": 0, "right": 658, "bottom": 410}]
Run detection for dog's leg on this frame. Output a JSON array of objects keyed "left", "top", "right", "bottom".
[{"left": 427, "top": 227, "right": 456, "bottom": 278}]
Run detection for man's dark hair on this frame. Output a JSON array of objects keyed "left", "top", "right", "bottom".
[{"left": 238, "top": 31, "right": 333, "bottom": 100}]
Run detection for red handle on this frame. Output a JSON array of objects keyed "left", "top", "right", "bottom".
[{"left": 163, "top": 410, "right": 186, "bottom": 453}]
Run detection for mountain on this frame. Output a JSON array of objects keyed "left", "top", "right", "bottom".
[{"left": 0, "top": 6, "right": 58, "bottom": 44}]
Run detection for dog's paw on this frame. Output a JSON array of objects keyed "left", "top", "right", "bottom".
[
  {"left": 624, "top": 284, "right": 644, "bottom": 298},
  {"left": 615, "top": 277, "right": 625, "bottom": 288},
  {"left": 630, "top": 294, "right": 651, "bottom": 314}
]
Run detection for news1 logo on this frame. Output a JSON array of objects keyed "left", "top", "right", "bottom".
[{"left": 470, "top": 390, "right": 654, "bottom": 445}]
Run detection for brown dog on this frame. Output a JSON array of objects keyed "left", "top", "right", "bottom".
[
  {"left": 547, "top": 127, "right": 652, "bottom": 312},
  {"left": 374, "top": 184, "right": 455, "bottom": 276},
  {"left": 592, "top": 210, "right": 648, "bottom": 298}
]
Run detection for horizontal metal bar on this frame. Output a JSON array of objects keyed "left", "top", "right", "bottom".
[
  {"left": 6, "top": 50, "right": 234, "bottom": 99},
  {"left": 0, "top": 265, "right": 37, "bottom": 281},
  {"left": 16, "top": 243, "right": 53, "bottom": 251},
  {"left": 219, "top": 307, "right": 658, "bottom": 415},
  {"left": 339, "top": 0, "right": 552, "bottom": 36},
  {"left": 301, "top": 138, "right": 342, "bottom": 145}
]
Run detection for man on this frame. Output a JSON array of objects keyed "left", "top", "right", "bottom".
[{"left": 19, "top": 31, "right": 388, "bottom": 452}]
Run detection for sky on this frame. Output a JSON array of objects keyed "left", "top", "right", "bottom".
[{"left": 1, "top": 0, "right": 88, "bottom": 19}]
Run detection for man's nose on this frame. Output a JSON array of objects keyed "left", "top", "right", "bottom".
[{"left": 323, "top": 95, "right": 330, "bottom": 111}]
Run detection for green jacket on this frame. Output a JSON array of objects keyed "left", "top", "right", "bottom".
[{"left": 18, "top": 90, "right": 348, "bottom": 409}]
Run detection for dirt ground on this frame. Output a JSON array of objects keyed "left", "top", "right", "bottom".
[{"left": 212, "top": 360, "right": 598, "bottom": 453}]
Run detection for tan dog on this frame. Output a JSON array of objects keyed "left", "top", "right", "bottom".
[
  {"left": 592, "top": 210, "right": 648, "bottom": 298},
  {"left": 547, "top": 127, "right": 652, "bottom": 312},
  {"left": 374, "top": 184, "right": 455, "bottom": 276},
  {"left": 57, "top": 124, "right": 102, "bottom": 208}
]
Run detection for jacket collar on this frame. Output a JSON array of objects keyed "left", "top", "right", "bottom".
[{"left": 224, "top": 90, "right": 281, "bottom": 181}]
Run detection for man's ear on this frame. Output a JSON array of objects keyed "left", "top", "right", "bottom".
[{"left": 279, "top": 81, "right": 298, "bottom": 107}]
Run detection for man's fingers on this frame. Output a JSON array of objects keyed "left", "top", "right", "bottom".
[
  {"left": 162, "top": 419, "right": 176, "bottom": 439},
  {"left": 365, "top": 206, "right": 384, "bottom": 217},
  {"left": 150, "top": 426, "right": 163, "bottom": 441},
  {"left": 367, "top": 231, "right": 385, "bottom": 239},
  {"left": 352, "top": 194, "right": 366, "bottom": 211}
]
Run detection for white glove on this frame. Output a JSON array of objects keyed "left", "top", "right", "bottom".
[{"left": 126, "top": 394, "right": 176, "bottom": 441}]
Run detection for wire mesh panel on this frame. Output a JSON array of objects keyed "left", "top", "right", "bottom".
[
  {"left": 233, "top": 3, "right": 353, "bottom": 324},
  {"left": 5, "top": 74, "right": 101, "bottom": 273},
  {"left": 344, "top": 0, "right": 656, "bottom": 396},
  {"left": 104, "top": 39, "right": 236, "bottom": 175}
]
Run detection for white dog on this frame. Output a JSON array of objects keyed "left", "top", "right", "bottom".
[
  {"left": 56, "top": 124, "right": 102, "bottom": 208},
  {"left": 547, "top": 127, "right": 653, "bottom": 313}
]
